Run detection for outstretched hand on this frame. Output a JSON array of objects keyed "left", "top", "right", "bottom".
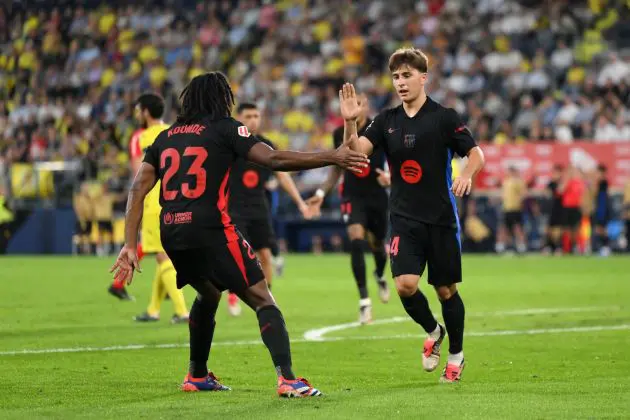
[
  {"left": 333, "top": 134, "right": 369, "bottom": 173},
  {"left": 305, "top": 195, "right": 324, "bottom": 218},
  {"left": 339, "top": 83, "right": 360, "bottom": 121},
  {"left": 110, "top": 244, "right": 141, "bottom": 285},
  {"left": 299, "top": 201, "right": 315, "bottom": 220}
]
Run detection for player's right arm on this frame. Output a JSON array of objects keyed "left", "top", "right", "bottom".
[
  {"left": 248, "top": 142, "right": 368, "bottom": 172},
  {"left": 223, "top": 119, "right": 369, "bottom": 172},
  {"left": 339, "top": 83, "right": 377, "bottom": 156},
  {"left": 110, "top": 157, "right": 158, "bottom": 285}
]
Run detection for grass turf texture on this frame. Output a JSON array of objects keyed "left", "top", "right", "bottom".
[{"left": 0, "top": 255, "right": 629, "bottom": 419}]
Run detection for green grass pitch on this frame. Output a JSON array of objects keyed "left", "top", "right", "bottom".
[{"left": 1, "top": 255, "right": 629, "bottom": 419}]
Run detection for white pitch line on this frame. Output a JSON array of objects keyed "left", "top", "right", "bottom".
[
  {"left": 302, "top": 306, "right": 622, "bottom": 341},
  {"left": 1, "top": 323, "right": 628, "bottom": 357}
]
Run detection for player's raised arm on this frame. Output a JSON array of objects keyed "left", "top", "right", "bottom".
[
  {"left": 246, "top": 139, "right": 369, "bottom": 173},
  {"left": 339, "top": 83, "right": 375, "bottom": 156}
]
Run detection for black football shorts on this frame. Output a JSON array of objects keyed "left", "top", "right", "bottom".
[
  {"left": 231, "top": 217, "right": 276, "bottom": 251},
  {"left": 504, "top": 211, "right": 523, "bottom": 231},
  {"left": 165, "top": 229, "right": 265, "bottom": 293},
  {"left": 341, "top": 195, "right": 388, "bottom": 241},
  {"left": 75, "top": 220, "right": 91, "bottom": 236},
  {"left": 388, "top": 214, "right": 462, "bottom": 286},
  {"left": 563, "top": 207, "right": 582, "bottom": 229}
]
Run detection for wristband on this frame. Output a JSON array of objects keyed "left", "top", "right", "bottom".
[{"left": 315, "top": 188, "right": 325, "bottom": 199}]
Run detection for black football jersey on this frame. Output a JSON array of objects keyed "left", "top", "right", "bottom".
[
  {"left": 332, "top": 120, "right": 387, "bottom": 200},
  {"left": 143, "top": 116, "right": 260, "bottom": 249},
  {"left": 363, "top": 97, "right": 476, "bottom": 227},
  {"left": 228, "top": 135, "right": 275, "bottom": 220}
]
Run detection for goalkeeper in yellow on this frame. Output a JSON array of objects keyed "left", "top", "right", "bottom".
[{"left": 130, "top": 93, "right": 189, "bottom": 323}]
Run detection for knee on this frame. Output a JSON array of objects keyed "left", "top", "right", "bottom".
[
  {"left": 196, "top": 289, "right": 221, "bottom": 303},
  {"left": 348, "top": 225, "right": 365, "bottom": 241},
  {"left": 434, "top": 284, "right": 457, "bottom": 301},
  {"left": 241, "top": 281, "right": 276, "bottom": 310},
  {"left": 395, "top": 275, "right": 419, "bottom": 297}
]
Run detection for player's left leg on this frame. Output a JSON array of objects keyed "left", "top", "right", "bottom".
[
  {"left": 347, "top": 223, "right": 373, "bottom": 324},
  {"left": 434, "top": 284, "right": 465, "bottom": 383},
  {"left": 238, "top": 280, "right": 322, "bottom": 397},
  {"left": 367, "top": 233, "right": 389, "bottom": 303},
  {"left": 366, "top": 203, "right": 390, "bottom": 303},
  {"left": 428, "top": 225, "right": 465, "bottom": 383}
]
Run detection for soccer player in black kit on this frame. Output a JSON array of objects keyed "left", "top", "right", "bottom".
[
  {"left": 227, "top": 102, "right": 312, "bottom": 316},
  {"left": 307, "top": 92, "right": 391, "bottom": 324},
  {"left": 545, "top": 165, "right": 565, "bottom": 255},
  {"left": 338, "top": 48, "right": 485, "bottom": 383},
  {"left": 110, "top": 72, "right": 369, "bottom": 397}
]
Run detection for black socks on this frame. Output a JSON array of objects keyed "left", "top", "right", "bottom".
[
  {"left": 350, "top": 239, "right": 368, "bottom": 299},
  {"left": 257, "top": 305, "right": 295, "bottom": 380},
  {"left": 441, "top": 292, "right": 465, "bottom": 354},
  {"left": 372, "top": 244, "right": 387, "bottom": 278},
  {"left": 188, "top": 296, "right": 219, "bottom": 378},
  {"left": 400, "top": 290, "right": 438, "bottom": 334}
]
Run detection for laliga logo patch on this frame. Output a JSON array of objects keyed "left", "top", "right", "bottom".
[
  {"left": 164, "top": 212, "right": 174, "bottom": 225},
  {"left": 343, "top": 214, "right": 349, "bottom": 223},
  {"left": 400, "top": 160, "right": 422, "bottom": 184},
  {"left": 237, "top": 126, "right": 251, "bottom": 137}
]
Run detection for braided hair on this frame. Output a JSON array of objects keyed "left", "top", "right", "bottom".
[{"left": 177, "top": 72, "right": 235, "bottom": 123}]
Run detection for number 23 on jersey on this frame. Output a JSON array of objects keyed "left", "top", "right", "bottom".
[{"left": 160, "top": 147, "right": 208, "bottom": 200}]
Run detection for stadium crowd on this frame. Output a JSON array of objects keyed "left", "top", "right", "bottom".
[{"left": 1, "top": 0, "right": 630, "bottom": 254}]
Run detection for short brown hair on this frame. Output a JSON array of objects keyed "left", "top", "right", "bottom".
[{"left": 388, "top": 48, "right": 429, "bottom": 73}]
